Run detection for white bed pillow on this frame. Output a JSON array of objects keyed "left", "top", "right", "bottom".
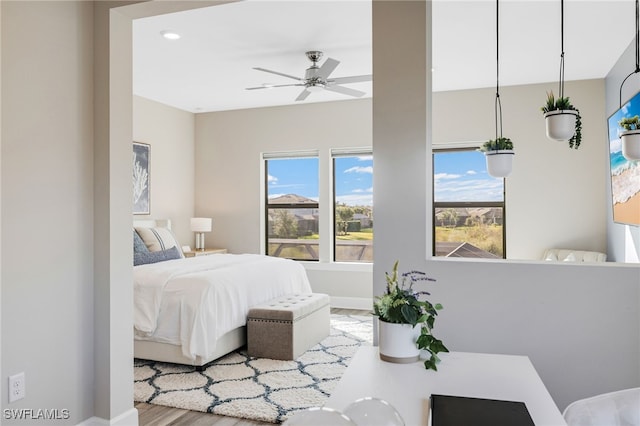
[{"left": 134, "top": 227, "right": 184, "bottom": 258}]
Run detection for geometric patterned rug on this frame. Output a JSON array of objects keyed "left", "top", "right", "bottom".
[{"left": 134, "top": 314, "right": 373, "bottom": 424}]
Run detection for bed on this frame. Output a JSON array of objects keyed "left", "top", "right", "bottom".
[{"left": 132, "top": 219, "right": 313, "bottom": 367}]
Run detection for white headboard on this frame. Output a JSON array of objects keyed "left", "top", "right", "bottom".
[{"left": 133, "top": 218, "right": 172, "bottom": 230}]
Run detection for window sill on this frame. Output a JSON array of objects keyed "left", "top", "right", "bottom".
[{"left": 298, "top": 261, "right": 373, "bottom": 273}]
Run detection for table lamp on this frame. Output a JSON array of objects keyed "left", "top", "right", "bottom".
[{"left": 190, "top": 217, "right": 212, "bottom": 251}]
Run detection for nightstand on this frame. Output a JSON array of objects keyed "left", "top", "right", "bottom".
[{"left": 183, "top": 248, "right": 228, "bottom": 257}]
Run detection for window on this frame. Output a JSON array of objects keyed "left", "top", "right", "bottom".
[
  {"left": 433, "top": 148, "right": 506, "bottom": 258},
  {"left": 333, "top": 150, "right": 373, "bottom": 262},
  {"left": 263, "top": 148, "right": 373, "bottom": 264},
  {"left": 265, "top": 154, "right": 319, "bottom": 260}
]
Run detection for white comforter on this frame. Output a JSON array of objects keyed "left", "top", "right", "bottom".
[{"left": 133, "top": 253, "right": 312, "bottom": 360}]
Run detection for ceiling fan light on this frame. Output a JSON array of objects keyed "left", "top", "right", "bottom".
[{"left": 307, "top": 83, "right": 324, "bottom": 92}]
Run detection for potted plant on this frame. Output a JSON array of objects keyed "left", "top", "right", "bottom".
[
  {"left": 541, "top": 91, "right": 582, "bottom": 149},
  {"left": 618, "top": 115, "right": 640, "bottom": 161},
  {"left": 478, "top": 137, "right": 515, "bottom": 178},
  {"left": 373, "top": 261, "right": 448, "bottom": 371}
]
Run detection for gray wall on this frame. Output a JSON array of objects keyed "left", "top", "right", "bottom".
[
  {"left": 1, "top": 1, "right": 97, "bottom": 423},
  {"left": 133, "top": 96, "right": 195, "bottom": 246}
]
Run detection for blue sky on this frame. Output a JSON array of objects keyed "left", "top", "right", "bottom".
[
  {"left": 267, "top": 156, "right": 373, "bottom": 206},
  {"left": 267, "top": 151, "right": 503, "bottom": 204},
  {"left": 334, "top": 156, "right": 373, "bottom": 206},
  {"left": 267, "top": 157, "right": 319, "bottom": 200},
  {"left": 434, "top": 150, "right": 504, "bottom": 202}
]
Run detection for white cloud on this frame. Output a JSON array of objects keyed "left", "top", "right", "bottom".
[
  {"left": 466, "top": 170, "right": 477, "bottom": 175},
  {"left": 435, "top": 178, "right": 504, "bottom": 202},
  {"left": 336, "top": 193, "right": 373, "bottom": 206},
  {"left": 434, "top": 172, "right": 462, "bottom": 181},
  {"left": 353, "top": 187, "right": 373, "bottom": 193},
  {"left": 610, "top": 137, "right": 622, "bottom": 154},
  {"left": 345, "top": 166, "right": 373, "bottom": 174},
  {"left": 268, "top": 174, "right": 278, "bottom": 184}
]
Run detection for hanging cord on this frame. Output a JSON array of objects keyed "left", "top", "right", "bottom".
[
  {"left": 558, "top": 0, "right": 565, "bottom": 100},
  {"left": 494, "top": 0, "right": 503, "bottom": 144},
  {"left": 620, "top": 0, "right": 640, "bottom": 108}
]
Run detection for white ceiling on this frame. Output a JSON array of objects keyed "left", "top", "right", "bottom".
[{"left": 133, "top": 0, "right": 634, "bottom": 113}]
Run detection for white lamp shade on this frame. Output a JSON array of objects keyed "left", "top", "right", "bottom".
[{"left": 190, "top": 217, "right": 212, "bottom": 233}]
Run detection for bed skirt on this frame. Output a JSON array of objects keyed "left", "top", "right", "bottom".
[{"left": 134, "top": 326, "right": 246, "bottom": 367}]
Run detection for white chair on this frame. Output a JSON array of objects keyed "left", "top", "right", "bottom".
[
  {"left": 563, "top": 388, "right": 640, "bottom": 426},
  {"left": 542, "top": 248, "right": 607, "bottom": 262}
]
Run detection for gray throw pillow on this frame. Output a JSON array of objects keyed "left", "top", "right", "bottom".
[{"left": 134, "top": 246, "right": 181, "bottom": 266}]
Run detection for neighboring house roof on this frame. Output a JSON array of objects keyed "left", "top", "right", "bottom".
[
  {"left": 269, "top": 194, "right": 318, "bottom": 204},
  {"left": 436, "top": 242, "right": 501, "bottom": 259},
  {"left": 435, "top": 208, "right": 503, "bottom": 220}
]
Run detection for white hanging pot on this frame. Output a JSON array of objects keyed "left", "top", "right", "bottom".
[
  {"left": 378, "top": 319, "right": 420, "bottom": 364},
  {"left": 484, "top": 150, "right": 514, "bottom": 178},
  {"left": 544, "top": 110, "right": 578, "bottom": 141},
  {"left": 621, "top": 130, "right": 640, "bottom": 161}
]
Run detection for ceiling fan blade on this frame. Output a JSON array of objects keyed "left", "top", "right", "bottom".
[
  {"left": 253, "top": 67, "right": 302, "bottom": 81},
  {"left": 295, "top": 89, "right": 311, "bottom": 101},
  {"left": 245, "top": 83, "right": 304, "bottom": 90},
  {"left": 330, "top": 74, "right": 372, "bottom": 85},
  {"left": 324, "top": 84, "right": 366, "bottom": 98},
  {"left": 318, "top": 58, "right": 340, "bottom": 79}
]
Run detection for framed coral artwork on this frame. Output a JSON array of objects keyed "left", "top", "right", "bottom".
[{"left": 133, "top": 142, "right": 150, "bottom": 215}]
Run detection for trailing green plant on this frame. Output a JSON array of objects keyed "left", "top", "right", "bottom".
[
  {"left": 619, "top": 115, "right": 640, "bottom": 131},
  {"left": 541, "top": 91, "right": 582, "bottom": 149},
  {"left": 373, "top": 261, "right": 448, "bottom": 371},
  {"left": 478, "top": 137, "right": 514, "bottom": 152}
]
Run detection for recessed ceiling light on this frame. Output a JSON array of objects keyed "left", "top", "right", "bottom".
[{"left": 160, "top": 30, "right": 181, "bottom": 40}]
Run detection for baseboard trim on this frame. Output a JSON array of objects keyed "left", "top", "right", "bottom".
[
  {"left": 330, "top": 296, "right": 372, "bottom": 311},
  {"left": 76, "top": 408, "right": 138, "bottom": 426}
]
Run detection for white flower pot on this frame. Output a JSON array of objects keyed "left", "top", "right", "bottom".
[
  {"left": 544, "top": 110, "right": 578, "bottom": 141},
  {"left": 378, "top": 319, "right": 420, "bottom": 364},
  {"left": 621, "top": 130, "right": 640, "bottom": 161},
  {"left": 484, "top": 150, "right": 514, "bottom": 178}
]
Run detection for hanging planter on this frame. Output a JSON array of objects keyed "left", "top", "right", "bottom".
[
  {"left": 540, "top": 0, "right": 582, "bottom": 150},
  {"left": 478, "top": 137, "right": 514, "bottom": 178},
  {"left": 619, "top": 116, "right": 640, "bottom": 161},
  {"left": 544, "top": 110, "right": 577, "bottom": 141},
  {"left": 483, "top": 0, "right": 515, "bottom": 179},
  {"left": 541, "top": 92, "right": 581, "bottom": 149}
]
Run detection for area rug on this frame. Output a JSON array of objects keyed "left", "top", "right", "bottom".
[{"left": 134, "top": 314, "right": 373, "bottom": 424}]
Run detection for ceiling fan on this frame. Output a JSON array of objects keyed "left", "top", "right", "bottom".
[{"left": 246, "top": 50, "right": 372, "bottom": 101}]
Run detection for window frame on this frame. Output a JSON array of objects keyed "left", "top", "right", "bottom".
[
  {"left": 432, "top": 146, "right": 507, "bottom": 259},
  {"left": 261, "top": 148, "right": 373, "bottom": 265},
  {"left": 263, "top": 152, "right": 320, "bottom": 261},
  {"left": 331, "top": 148, "right": 374, "bottom": 264}
]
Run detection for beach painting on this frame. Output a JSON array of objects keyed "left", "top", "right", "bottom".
[{"left": 608, "top": 91, "right": 640, "bottom": 226}]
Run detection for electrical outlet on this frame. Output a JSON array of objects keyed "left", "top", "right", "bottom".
[{"left": 8, "top": 372, "right": 25, "bottom": 403}]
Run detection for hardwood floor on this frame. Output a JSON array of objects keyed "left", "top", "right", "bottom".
[
  {"left": 136, "top": 308, "right": 372, "bottom": 425},
  {"left": 136, "top": 402, "right": 269, "bottom": 426}
]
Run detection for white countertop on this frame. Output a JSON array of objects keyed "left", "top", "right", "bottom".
[{"left": 326, "top": 346, "right": 567, "bottom": 426}]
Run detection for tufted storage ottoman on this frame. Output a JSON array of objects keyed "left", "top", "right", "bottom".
[{"left": 247, "top": 293, "right": 330, "bottom": 360}]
